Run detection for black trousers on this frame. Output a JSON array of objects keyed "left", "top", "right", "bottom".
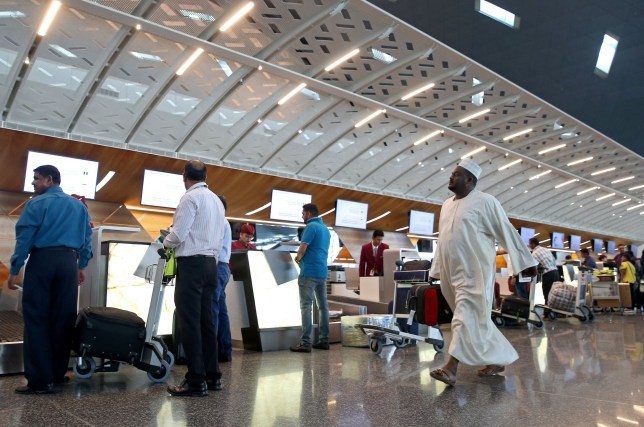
[
  {"left": 541, "top": 269, "right": 560, "bottom": 303},
  {"left": 22, "top": 248, "right": 78, "bottom": 387},
  {"left": 175, "top": 256, "right": 219, "bottom": 384}
]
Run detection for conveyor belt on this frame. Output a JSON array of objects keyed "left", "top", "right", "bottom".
[{"left": 0, "top": 310, "right": 23, "bottom": 342}]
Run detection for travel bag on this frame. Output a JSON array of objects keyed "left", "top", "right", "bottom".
[
  {"left": 500, "top": 295, "right": 531, "bottom": 319},
  {"left": 74, "top": 306, "right": 146, "bottom": 363},
  {"left": 402, "top": 259, "right": 432, "bottom": 271},
  {"left": 548, "top": 282, "right": 576, "bottom": 312}
]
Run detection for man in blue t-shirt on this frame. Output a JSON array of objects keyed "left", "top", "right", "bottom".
[{"left": 291, "top": 203, "right": 331, "bottom": 352}]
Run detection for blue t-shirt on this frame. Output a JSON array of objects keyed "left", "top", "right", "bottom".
[{"left": 299, "top": 217, "right": 330, "bottom": 278}]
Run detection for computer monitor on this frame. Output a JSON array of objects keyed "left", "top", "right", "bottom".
[
  {"left": 569, "top": 234, "right": 581, "bottom": 251},
  {"left": 551, "top": 231, "right": 565, "bottom": 249},
  {"left": 519, "top": 227, "right": 535, "bottom": 246},
  {"left": 592, "top": 239, "right": 603, "bottom": 253}
]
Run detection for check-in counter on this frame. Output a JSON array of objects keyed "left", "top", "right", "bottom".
[{"left": 229, "top": 250, "right": 302, "bottom": 351}]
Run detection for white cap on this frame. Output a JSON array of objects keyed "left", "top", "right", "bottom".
[{"left": 458, "top": 158, "right": 482, "bottom": 179}]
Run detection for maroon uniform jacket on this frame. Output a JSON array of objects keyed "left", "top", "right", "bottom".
[{"left": 359, "top": 242, "right": 389, "bottom": 277}]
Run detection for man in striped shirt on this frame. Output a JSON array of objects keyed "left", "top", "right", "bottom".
[
  {"left": 528, "top": 237, "right": 560, "bottom": 303},
  {"left": 164, "top": 160, "right": 227, "bottom": 397}
]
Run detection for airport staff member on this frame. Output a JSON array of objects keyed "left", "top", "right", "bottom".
[
  {"left": 359, "top": 230, "right": 389, "bottom": 276},
  {"left": 231, "top": 224, "right": 256, "bottom": 250},
  {"left": 164, "top": 160, "right": 227, "bottom": 397},
  {"left": 7, "top": 165, "right": 92, "bottom": 394},
  {"left": 290, "top": 203, "right": 331, "bottom": 352}
]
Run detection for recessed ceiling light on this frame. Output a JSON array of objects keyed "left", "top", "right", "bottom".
[
  {"left": 567, "top": 156, "right": 593, "bottom": 166},
  {"left": 611, "top": 176, "right": 635, "bottom": 184},
  {"left": 538, "top": 144, "right": 566, "bottom": 155},
  {"left": 591, "top": 167, "right": 616, "bottom": 176},
  {"left": 529, "top": 170, "right": 552, "bottom": 180},
  {"left": 460, "top": 146, "right": 486, "bottom": 159},
  {"left": 458, "top": 108, "right": 490, "bottom": 124}
]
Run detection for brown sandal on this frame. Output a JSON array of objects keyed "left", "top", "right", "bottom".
[
  {"left": 430, "top": 368, "right": 456, "bottom": 386},
  {"left": 477, "top": 365, "right": 505, "bottom": 376}
]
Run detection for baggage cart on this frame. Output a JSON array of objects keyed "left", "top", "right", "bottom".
[
  {"left": 72, "top": 248, "right": 175, "bottom": 382},
  {"left": 491, "top": 276, "right": 544, "bottom": 329},
  {"left": 534, "top": 270, "right": 594, "bottom": 323},
  {"left": 354, "top": 270, "right": 444, "bottom": 355}
]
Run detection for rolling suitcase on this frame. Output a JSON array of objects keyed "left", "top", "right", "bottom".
[
  {"left": 500, "top": 295, "right": 531, "bottom": 319},
  {"left": 74, "top": 306, "right": 146, "bottom": 363}
]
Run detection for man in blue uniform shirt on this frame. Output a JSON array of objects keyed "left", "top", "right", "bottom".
[
  {"left": 7, "top": 165, "right": 93, "bottom": 394},
  {"left": 291, "top": 203, "right": 331, "bottom": 352}
]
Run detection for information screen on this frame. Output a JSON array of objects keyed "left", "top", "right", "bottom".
[
  {"left": 335, "top": 199, "right": 368, "bottom": 229},
  {"left": 269, "top": 189, "right": 312, "bottom": 223},
  {"left": 520, "top": 227, "right": 535, "bottom": 246},
  {"left": 551, "top": 231, "right": 565, "bottom": 249},
  {"left": 141, "top": 170, "right": 185, "bottom": 209},
  {"left": 408, "top": 210, "right": 435, "bottom": 236},
  {"left": 569, "top": 234, "right": 581, "bottom": 250},
  {"left": 24, "top": 151, "right": 99, "bottom": 199},
  {"left": 592, "top": 239, "right": 604, "bottom": 253},
  {"left": 606, "top": 240, "right": 616, "bottom": 255}
]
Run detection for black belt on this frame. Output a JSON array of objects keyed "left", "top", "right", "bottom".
[
  {"left": 32, "top": 246, "right": 77, "bottom": 253},
  {"left": 176, "top": 255, "right": 216, "bottom": 259}
]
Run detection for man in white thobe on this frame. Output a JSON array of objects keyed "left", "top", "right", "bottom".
[{"left": 429, "top": 158, "right": 537, "bottom": 387}]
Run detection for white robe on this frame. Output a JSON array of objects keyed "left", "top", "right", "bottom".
[{"left": 429, "top": 190, "right": 537, "bottom": 366}]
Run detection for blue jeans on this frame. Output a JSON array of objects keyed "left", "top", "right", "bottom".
[
  {"left": 298, "top": 276, "right": 329, "bottom": 346},
  {"left": 212, "top": 262, "right": 232, "bottom": 360}
]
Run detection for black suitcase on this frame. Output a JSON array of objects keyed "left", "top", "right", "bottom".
[
  {"left": 402, "top": 259, "right": 432, "bottom": 271},
  {"left": 407, "top": 285, "right": 427, "bottom": 324},
  {"left": 74, "top": 307, "right": 146, "bottom": 363},
  {"left": 500, "top": 295, "right": 531, "bottom": 319}
]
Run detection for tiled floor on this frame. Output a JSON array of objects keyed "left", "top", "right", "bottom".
[{"left": 0, "top": 314, "right": 642, "bottom": 426}]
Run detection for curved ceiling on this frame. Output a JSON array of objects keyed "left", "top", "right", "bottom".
[{"left": 0, "top": 0, "right": 642, "bottom": 241}]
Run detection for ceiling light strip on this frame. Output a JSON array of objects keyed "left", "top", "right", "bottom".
[
  {"left": 366, "top": 211, "right": 391, "bottom": 224},
  {"left": 324, "top": 48, "right": 360, "bottom": 72},
  {"left": 37, "top": 1, "right": 62, "bottom": 36},
  {"left": 176, "top": 48, "right": 204, "bottom": 76},
  {"left": 626, "top": 204, "right": 644, "bottom": 211},
  {"left": 277, "top": 83, "right": 307, "bottom": 105},
  {"left": 413, "top": 130, "right": 443, "bottom": 146},
  {"left": 529, "top": 170, "right": 552, "bottom": 180},
  {"left": 502, "top": 128, "right": 532, "bottom": 141},
  {"left": 576, "top": 186, "right": 598, "bottom": 196},
  {"left": 538, "top": 144, "right": 566, "bottom": 155},
  {"left": 245, "top": 202, "right": 271, "bottom": 215},
  {"left": 401, "top": 82, "right": 436, "bottom": 101},
  {"left": 566, "top": 156, "right": 593, "bottom": 166},
  {"left": 554, "top": 179, "right": 578, "bottom": 189},
  {"left": 319, "top": 208, "right": 336, "bottom": 218},
  {"left": 458, "top": 108, "right": 490, "bottom": 124},
  {"left": 595, "top": 193, "right": 615, "bottom": 201},
  {"left": 460, "top": 146, "right": 486, "bottom": 159},
  {"left": 95, "top": 171, "right": 115, "bottom": 192},
  {"left": 612, "top": 198, "right": 631, "bottom": 207},
  {"left": 355, "top": 109, "right": 386, "bottom": 128},
  {"left": 395, "top": 226, "right": 409, "bottom": 231},
  {"left": 628, "top": 184, "right": 644, "bottom": 191},
  {"left": 219, "top": 1, "right": 254, "bottom": 32},
  {"left": 590, "top": 167, "right": 616, "bottom": 176},
  {"left": 498, "top": 159, "right": 521, "bottom": 171},
  {"left": 611, "top": 176, "right": 635, "bottom": 184}
]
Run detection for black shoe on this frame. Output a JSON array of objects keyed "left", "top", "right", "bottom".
[
  {"left": 167, "top": 380, "right": 208, "bottom": 397},
  {"left": 312, "top": 342, "right": 330, "bottom": 350},
  {"left": 290, "top": 343, "right": 311, "bottom": 353},
  {"left": 54, "top": 376, "right": 70, "bottom": 386},
  {"left": 15, "top": 384, "right": 55, "bottom": 395},
  {"left": 206, "top": 378, "right": 222, "bottom": 391},
  {"left": 218, "top": 355, "right": 232, "bottom": 363}
]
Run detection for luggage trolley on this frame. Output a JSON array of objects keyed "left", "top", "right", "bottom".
[
  {"left": 355, "top": 269, "right": 445, "bottom": 355},
  {"left": 491, "top": 276, "right": 544, "bottom": 329},
  {"left": 534, "top": 271, "right": 594, "bottom": 323},
  {"left": 72, "top": 248, "right": 175, "bottom": 382}
]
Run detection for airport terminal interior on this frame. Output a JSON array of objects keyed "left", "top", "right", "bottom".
[{"left": 0, "top": 0, "right": 643, "bottom": 426}]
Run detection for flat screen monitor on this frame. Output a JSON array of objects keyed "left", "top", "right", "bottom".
[
  {"left": 606, "top": 240, "right": 616, "bottom": 255},
  {"left": 408, "top": 210, "right": 435, "bottom": 236},
  {"left": 551, "top": 231, "right": 565, "bottom": 249},
  {"left": 592, "top": 239, "right": 603, "bottom": 253},
  {"left": 335, "top": 199, "right": 368, "bottom": 229},
  {"left": 255, "top": 223, "right": 300, "bottom": 251},
  {"left": 23, "top": 151, "right": 99, "bottom": 199},
  {"left": 629, "top": 244, "right": 639, "bottom": 257},
  {"left": 269, "top": 189, "right": 312, "bottom": 223},
  {"left": 141, "top": 169, "right": 185, "bottom": 209},
  {"left": 569, "top": 234, "right": 581, "bottom": 251},
  {"left": 519, "top": 227, "right": 535, "bottom": 246}
]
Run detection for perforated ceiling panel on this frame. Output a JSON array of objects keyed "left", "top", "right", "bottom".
[{"left": 0, "top": 0, "right": 642, "bottom": 241}]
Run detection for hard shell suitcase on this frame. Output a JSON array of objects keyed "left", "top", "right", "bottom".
[
  {"left": 74, "top": 306, "right": 146, "bottom": 363},
  {"left": 407, "top": 285, "right": 442, "bottom": 326},
  {"left": 500, "top": 295, "right": 531, "bottom": 319}
]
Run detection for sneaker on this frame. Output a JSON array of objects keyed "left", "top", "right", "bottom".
[
  {"left": 290, "top": 343, "right": 311, "bottom": 353},
  {"left": 312, "top": 342, "right": 330, "bottom": 350}
]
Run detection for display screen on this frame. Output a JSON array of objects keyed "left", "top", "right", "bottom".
[
  {"left": 606, "top": 240, "right": 616, "bottom": 255},
  {"left": 629, "top": 244, "right": 639, "bottom": 257},
  {"left": 408, "top": 210, "right": 435, "bottom": 236},
  {"left": 269, "top": 189, "right": 312, "bottom": 222},
  {"left": 519, "top": 227, "right": 535, "bottom": 246},
  {"left": 551, "top": 231, "right": 565, "bottom": 249},
  {"left": 569, "top": 235, "right": 581, "bottom": 251},
  {"left": 335, "top": 199, "right": 368, "bottom": 229},
  {"left": 141, "top": 169, "right": 185, "bottom": 209},
  {"left": 592, "top": 239, "right": 603, "bottom": 253},
  {"left": 24, "top": 151, "right": 99, "bottom": 199},
  {"left": 255, "top": 223, "right": 300, "bottom": 251}
]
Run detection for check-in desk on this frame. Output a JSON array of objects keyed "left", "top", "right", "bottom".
[{"left": 230, "top": 251, "right": 302, "bottom": 351}]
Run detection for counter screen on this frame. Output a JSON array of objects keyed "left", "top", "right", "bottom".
[
  {"left": 569, "top": 234, "right": 581, "bottom": 250},
  {"left": 24, "top": 151, "right": 99, "bottom": 199},
  {"left": 409, "top": 210, "right": 435, "bottom": 236},
  {"left": 335, "top": 199, "right": 368, "bottom": 229},
  {"left": 270, "top": 189, "right": 311, "bottom": 222},
  {"left": 141, "top": 169, "right": 185, "bottom": 209}
]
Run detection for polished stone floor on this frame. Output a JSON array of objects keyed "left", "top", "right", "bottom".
[{"left": 0, "top": 314, "right": 643, "bottom": 427}]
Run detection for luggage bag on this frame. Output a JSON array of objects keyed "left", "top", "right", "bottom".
[
  {"left": 407, "top": 284, "right": 451, "bottom": 326},
  {"left": 74, "top": 306, "right": 146, "bottom": 363},
  {"left": 500, "top": 295, "right": 531, "bottom": 319}
]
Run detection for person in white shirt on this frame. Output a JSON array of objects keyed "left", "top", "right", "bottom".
[{"left": 164, "top": 160, "right": 227, "bottom": 397}]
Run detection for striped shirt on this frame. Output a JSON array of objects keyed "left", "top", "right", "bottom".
[
  {"left": 530, "top": 245, "right": 557, "bottom": 273},
  {"left": 163, "top": 182, "right": 226, "bottom": 258}
]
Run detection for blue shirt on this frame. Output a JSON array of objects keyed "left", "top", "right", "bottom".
[
  {"left": 219, "top": 222, "right": 232, "bottom": 263},
  {"left": 299, "top": 217, "right": 330, "bottom": 278},
  {"left": 10, "top": 186, "right": 93, "bottom": 274}
]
